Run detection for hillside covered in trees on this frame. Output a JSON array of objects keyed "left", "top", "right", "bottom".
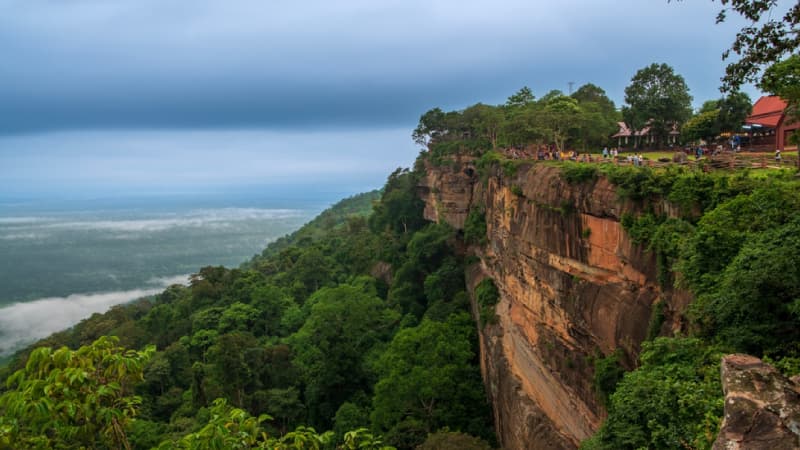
[
  {"left": 0, "top": 184, "right": 495, "bottom": 449},
  {"left": 3, "top": 128, "right": 800, "bottom": 448}
]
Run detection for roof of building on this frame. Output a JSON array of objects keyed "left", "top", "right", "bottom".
[
  {"left": 746, "top": 96, "right": 787, "bottom": 128},
  {"left": 611, "top": 121, "right": 678, "bottom": 137}
]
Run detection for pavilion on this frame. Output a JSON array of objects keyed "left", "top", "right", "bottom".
[{"left": 612, "top": 122, "right": 680, "bottom": 148}]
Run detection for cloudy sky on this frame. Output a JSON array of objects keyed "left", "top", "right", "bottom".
[{"left": 0, "top": 0, "right": 775, "bottom": 196}]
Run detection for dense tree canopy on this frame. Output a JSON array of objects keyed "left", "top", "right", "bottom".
[
  {"left": 0, "top": 336, "right": 154, "bottom": 449},
  {"left": 0, "top": 163, "right": 497, "bottom": 450},
  {"left": 371, "top": 313, "right": 491, "bottom": 444},
  {"left": 577, "top": 166, "right": 800, "bottom": 449},
  {"left": 413, "top": 83, "right": 623, "bottom": 156},
  {"left": 623, "top": 63, "right": 693, "bottom": 146}
]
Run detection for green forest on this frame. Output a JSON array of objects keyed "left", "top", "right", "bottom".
[
  {"left": 1, "top": 0, "right": 798, "bottom": 448},
  {"left": 2, "top": 138, "right": 800, "bottom": 449},
  {"left": 569, "top": 162, "right": 800, "bottom": 449},
  {"left": 0, "top": 184, "right": 496, "bottom": 450},
  {"left": 419, "top": 88, "right": 800, "bottom": 448}
]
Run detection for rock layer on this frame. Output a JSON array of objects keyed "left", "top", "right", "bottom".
[
  {"left": 419, "top": 159, "right": 687, "bottom": 449},
  {"left": 713, "top": 354, "right": 800, "bottom": 450}
]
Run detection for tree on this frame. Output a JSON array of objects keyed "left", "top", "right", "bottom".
[
  {"left": 699, "top": 0, "right": 800, "bottom": 93},
  {"left": 371, "top": 313, "right": 492, "bottom": 445},
  {"left": 623, "top": 63, "right": 693, "bottom": 147},
  {"left": 505, "top": 86, "right": 535, "bottom": 108},
  {"left": 571, "top": 83, "right": 617, "bottom": 114},
  {"left": 501, "top": 101, "right": 544, "bottom": 148},
  {"left": 220, "top": 302, "right": 260, "bottom": 333},
  {"left": 206, "top": 331, "right": 260, "bottom": 407},
  {"left": 0, "top": 336, "right": 154, "bottom": 449},
  {"left": 290, "top": 284, "right": 400, "bottom": 427},
  {"left": 716, "top": 91, "right": 752, "bottom": 133},
  {"left": 760, "top": 54, "right": 800, "bottom": 109},
  {"left": 693, "top": 217, "right": 800, "bottom": 356},
  {"left": 683, "top": 93, "right": 751, "bottom": 143},
  {"left": 466, "top": 103, "right": 503, "bottom": 150},
  {"left": 536, "top": 95, "right": 583, "bottom": 152},
  {"left": 572, "top": 84, "right": 621, "bottom": 150},
  {"left": 369, "top": 168, "right": 426, "bottom": 236},
  {"left": 583, "top": 338, "right": 723, "bottom": 450},
  {"left": 690, "top": 0, "right": 798, "bottom": 163},
  {"left": 412, "top": 108, "right": 448, "bottom": 147},
  {"left": 681, "top": 109, "right": 721, "bottom": 143}
]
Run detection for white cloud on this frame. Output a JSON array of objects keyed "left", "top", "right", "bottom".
[{"left": 0, "top": 274, "right": 190, "bottom": 356}]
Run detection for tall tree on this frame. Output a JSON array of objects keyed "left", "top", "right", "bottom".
[
  {"left": 571, "top": 83, "right": 617, "bottom": 114},
  {"left": 412, "top": 107, "right": 448, "bottom": 147},
  {"left": 716, "top": 91, "right": 752, "bottom": 133},
  {"left": 536, "top": 95, "right": 583, "bottom": 152},
  {"left": 290, "top": 284, "right": 400, "bottom": 428},
  {"left": 623, "top": 63, "right": 693, "bottom": 147},
  {"left": 571, "top": 83, "right": 621, "bottom": 150},
  {"left": 465, "top": 103, "right": 503, "bottom": 150},
  {"left": 371, "top": 313, "right": 492, "bottom": 446},
  {"left": 369, "top": 168, "right": 425, "bottom": 236},
  {"left": 759, "top": 54, "right": 800, "bottom": 118},
  {"left": 505, "top": 86, "right": 535, "bottom": 108}
]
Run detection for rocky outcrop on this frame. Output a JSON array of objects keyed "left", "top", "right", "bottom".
[
  {"left": 419, "top": 158, "right": 689, "bottom": 449},
  {"left": 713, "top": 354, "right": 800, "bottom": 450}
]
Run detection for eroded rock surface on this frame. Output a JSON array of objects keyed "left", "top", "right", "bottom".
[
  {"left": 713, "top": 354, "right": 800, "bottom": 450},
  {"left": 419, "top": 159, "right": 690, "bottom": 449}
]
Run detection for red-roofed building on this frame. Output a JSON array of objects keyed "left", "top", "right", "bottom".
[{"left": 745, "top": 96, "right": 798, "bottom": 151}]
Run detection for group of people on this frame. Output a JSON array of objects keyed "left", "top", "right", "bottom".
[
  {"left": 601, "top": 147, "right": 620, "bottom": 159},
  {"left": 602, "top": 147, "right": 649, "bottom": 165},
  {"left": 533, "top": 147, "right": 596, "bottom": 162},
  {"left": 503, "top": 145, "right": 651, "bottom": 165}
]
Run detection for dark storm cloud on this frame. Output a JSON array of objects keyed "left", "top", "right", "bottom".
[{"left": 0, "top": 0, "right": 764, "bottom": 133}]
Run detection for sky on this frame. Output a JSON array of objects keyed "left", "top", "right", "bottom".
[{"left": 0, "top": 0, "right": 779, "bottom": 196}]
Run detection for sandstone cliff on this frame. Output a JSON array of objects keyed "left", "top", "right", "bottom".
[{"left": 418, "top": 157, "right": 691, "bottom": 449}]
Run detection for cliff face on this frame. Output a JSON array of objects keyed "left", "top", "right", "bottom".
[{"left": 419, "top": 157, "right": 689, "bottom": 449}]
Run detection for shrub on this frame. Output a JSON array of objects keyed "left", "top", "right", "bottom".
[
  {"left": 474, "top": 278, "right": 500, "bottom": 326},
  {"left": 562, "top": 163, "right": 598, "bottom": 184},
  {"left": 592, "top": 350, "right": 625, "bottom": 407},
  {"left": 463, "top": 208, "right": 488, "bottom": 246},
  {"left": 584, "top": 338, "right": 723, "bottom": 450}
]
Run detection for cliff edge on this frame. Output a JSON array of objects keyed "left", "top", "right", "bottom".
[{"left": 418, "top": 157, "right": 690, "bottom": 449}]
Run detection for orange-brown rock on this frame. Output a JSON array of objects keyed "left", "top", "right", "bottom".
[{"left": 419, "top": 158, "right": 688, "bottom": 449}]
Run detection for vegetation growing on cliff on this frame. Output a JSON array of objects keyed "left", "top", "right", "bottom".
[
  {"left": 0, "top": 165, "right": 495, "bottom": 450},
  {"left": 584, "top": 166, "right": 800, "bottom": 450},
  {"left": 584, "top": 339, "right": 724, "bottom": 450},
  {"left": 474, "top": 279, "right": 499, "bottom": 327},
  {"left": 463, "top": 208, "right": 487, "bottom": 246}
]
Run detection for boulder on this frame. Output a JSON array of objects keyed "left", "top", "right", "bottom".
[{"left": 713, "top": 354, "right": 800, "bottom": 450}]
